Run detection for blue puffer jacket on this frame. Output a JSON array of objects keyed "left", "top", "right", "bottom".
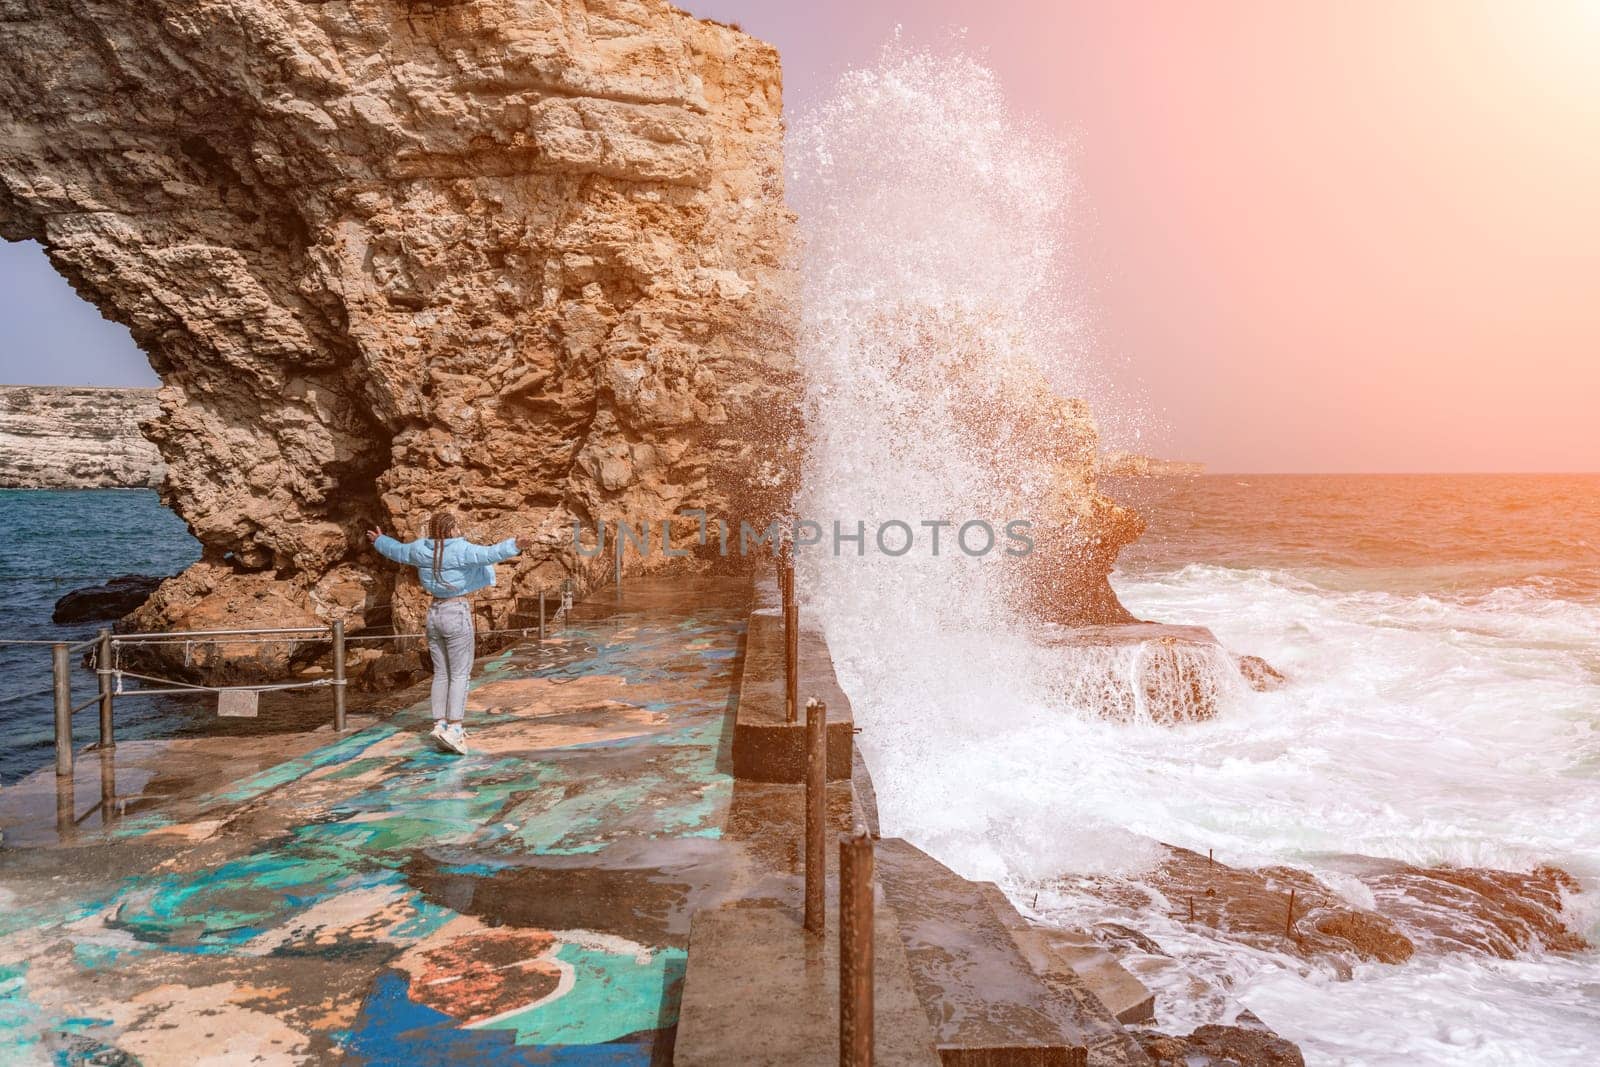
[{"left": 373, "top": 535, "right": 521, "bottom": 598}]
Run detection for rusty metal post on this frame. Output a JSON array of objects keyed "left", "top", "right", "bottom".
[
  {"left": 805, "top": 698, "right": 828, "bottom": 935},
  {"left": 52, "top": 641, "right": 73, "bottom": 778},
  {"left": 538, "top": 585, "right": 546, "bottom": 641},
  {"left": 55, "top": 774, "right": 74, "bottom": 840},
  {"left": 98, "top": 747, "right": 118, "bottom": 824},
  {"left": 780, "top": 539, "right": 794, "bottom": 615},
  {"left": 331, "top": 619, "right": 347, "bottom": 732},
  {"left": 96, "top": 628, "right": 115, "bottom": 750},
  {"left": 840, "top": 827, "right": 874, "bottom": 1067},
  {"left": 784, "top": 599, "right": 799, "bottom": 725}
]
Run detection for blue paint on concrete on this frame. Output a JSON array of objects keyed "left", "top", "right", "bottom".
[
  {"left": 342, "top": 971, "right": 654, "bottom": 1066},
  {"left": 3, "top": 593, "right": 752, "bottom": 1061}
]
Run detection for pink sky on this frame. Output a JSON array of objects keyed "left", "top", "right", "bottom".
[
  {"left": 685, "top": 0, "right": 1600, "bottom": 472},
  {"left": 3, "top": 2, "right": 1595, "bottom": 471}
]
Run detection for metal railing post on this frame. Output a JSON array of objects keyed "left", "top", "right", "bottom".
[
  {"left": 96, "top": 628, "right": 114, "bottom": 750},
  {"left": 52, "top": 642, "right": 73, "bottom": 778},
  {"left": 780, "top": 539, "right": 794, "bottom": 615},
  {"left": 783, "top": 557, "right": 799, "bottom": 724},
  {"left": 840, "top": 827, "right": 875, "bottom": 1066},
  {"left": 331, "top": 619, "right": 347, "bottom": 732},
  {"left": 98, "top": 747, "right": 118, "bottom": 824},
  {"left": 55, "top": 774, "right": 74, "bottom": 840},
  {"left": 805, "top": 697, "right": 828, "bottom": 935}
]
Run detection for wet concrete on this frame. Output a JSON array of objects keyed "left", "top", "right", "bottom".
[
  {"left": 875, "top": 839, "right": 1095, "bottom": 1066},
  {"left": 731, "top": 579, "right": 856, "bottom": 782},
  {"left": 0, "top": 576, "right": 771, "bottom": 1065},
  {"left": 675, "top": 904, "right": 942, "bottom": 1066}
]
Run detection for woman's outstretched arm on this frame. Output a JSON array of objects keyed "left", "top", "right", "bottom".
[
  {"left": 457, "top": 535, "right": 535, "bottom": 566},
  {"left": 366, "top": 527, "right": 420, "bottom": 565}
]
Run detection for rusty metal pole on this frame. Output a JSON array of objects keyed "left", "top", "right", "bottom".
[
  {"left": 52, "top": 642, "right": 73, "bottom": 778},
  {"left": 840, "top": 828, "right": 875, "bottom": 1066},
  {"left": 781, "top": 540, "right": 798, "bottom": 721},
  {"left": 804, "top": 698, "right": 828, "bottom": 935},
  {"left": 538, "top": 585, "right": 546, "bottom": 641},
  {"left": 780, "top": 539, "right": 794, "bottom": 615},
  {"left": 331, "top": 619, "right": 347, "bottom": 732},
  {"left": 98, "top": 747, "right": 117, "bottom": 824},
  {"left": 55, "top": 774, "right": 74, "bottom": 840},
  {"left": 96, "top": 628, "right": 114, "bottom": 750}
]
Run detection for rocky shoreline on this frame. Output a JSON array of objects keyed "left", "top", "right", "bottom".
[{"left": 0, "top": 386, "right": 163, "bottom": 489}]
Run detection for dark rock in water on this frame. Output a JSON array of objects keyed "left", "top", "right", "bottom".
[
  {"left": 1236, "top": 654, "right": 1287, "bottom": 691},
  {"left": 1133, "top": 1024, "right": 1306, "bottom": 1066},
  {"left": 359, "top": 651, "right": 428, "bottom": 693},
  {"left": 52, "top": 574, "right": 165, "bottom": 624}
]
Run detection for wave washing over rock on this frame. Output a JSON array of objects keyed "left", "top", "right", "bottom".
[
  {"left": 0, "top": 386, "right": 163, "bottom": 489},
  {"left": 0, "top": 0, "right": 796, "bottom": 665},
  {"left": 791, "top": 45, "right": 1595, "bottom": 1065}
]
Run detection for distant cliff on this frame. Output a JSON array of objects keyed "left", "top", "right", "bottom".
[
  {"left": 1098, "top": 452, "right": 1206, "bottom": 478},
  {"left": 0, "top": 386, "right": 164, "bottom": 489}
]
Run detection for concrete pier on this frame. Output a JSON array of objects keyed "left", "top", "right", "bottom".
[
  {"left": 0, "top": 576, "right": 1156, "bottom": 1065},
  {"left": 0, "top": 578, "right": 756, "bottom": 1063}
]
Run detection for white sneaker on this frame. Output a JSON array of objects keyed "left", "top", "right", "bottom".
[
  {"left": 438, "top": 723, "right": 469, "bottom": 756},
  {"left": 429, "top": 721, "right": 449, "bottom": 749}
]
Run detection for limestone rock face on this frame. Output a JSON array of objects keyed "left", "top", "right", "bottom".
[
  {"left": 0, "top": 387, "right": 164, "bottom": 488},
  {"left": 0, "top": 0, "right": 796, "bottom": 658}
]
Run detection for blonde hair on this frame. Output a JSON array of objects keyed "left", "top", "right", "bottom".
[{"left": 428, "top": 511, "right": 461, "bottom": 589}]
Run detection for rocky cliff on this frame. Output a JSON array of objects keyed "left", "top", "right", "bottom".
[
  {"left": 0, "top": 0, "right": 796, "bottom": 659},
  {"left": 0, "top": 386, "right": 164, "bottom": 488}
]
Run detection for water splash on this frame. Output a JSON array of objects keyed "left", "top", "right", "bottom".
[{"left": 788, "top": 42, "right": 1600, "bottom": 1066}]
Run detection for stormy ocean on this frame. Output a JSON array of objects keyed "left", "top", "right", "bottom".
[
  {"left": 791, "top": 44, "right": 1600, "bottom": 1066},
  {"left": 813, "top": 473, "right": 1599, "bottom": 1066}
]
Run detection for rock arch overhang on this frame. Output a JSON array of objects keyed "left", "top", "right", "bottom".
[{"left": 0, "top": 0, "right": 799, "bottom": 658}]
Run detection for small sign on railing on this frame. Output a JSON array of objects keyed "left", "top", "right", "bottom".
[{"left": 218, "top": 689, "right": 259, "bottom": 718}]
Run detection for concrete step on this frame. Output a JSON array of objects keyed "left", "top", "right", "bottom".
[
  {"left": 674, "top": 903, "right": 941, "bottom": 1066},
  {"left": 875, "top": 838, "right": 1091, "bottom": 1067},
  {"left": 731, "top": 581, "right": 854, "bottom": 783},
  {"left": 994, "top": 930, "right": 1154, "bottom": 1065},
  {"left": 974, "top": 886, "right": 1153, "bottom": 1027}
]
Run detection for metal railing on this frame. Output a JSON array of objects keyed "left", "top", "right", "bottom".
[
  {"left": 33, "top": 582, "right": 575, "bottom": 778},
  {"left": 778, "top": 545, "right": 875, "bottom": 1062}
]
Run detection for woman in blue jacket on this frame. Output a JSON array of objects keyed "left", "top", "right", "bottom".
[{"left": 367, "top": 511, "right": 531, "bottom": 754}]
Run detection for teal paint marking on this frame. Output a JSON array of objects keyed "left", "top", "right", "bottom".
[
  {"left": 0, "top": 962, "right": 40, "bottom": 1060},
  {"left": 110, "top": 845, "right": 404, "bottom": 951},
  {"left": 3, "top": 589, "right": 751, "bottom": 1063},
  {"left": 386, "top": 895, "right": 456, "bottom": 942},
  {"left": 482, "top": 647, "right": 518, "bottom": 674},
  {"left": 211, "top": 721, "right": 403, "bottom": 804},
  {"left": 322, "top": 755, "right": 398, "bottom": 781},
  {"left": 110, "top": 812, "right": 176, "bottom": 839},
  {"left": 478, "top": 942, "right": 689, "bottom": 1046},
  {"left": 71, "top": 944, "right": 126, "bottom": 970}
]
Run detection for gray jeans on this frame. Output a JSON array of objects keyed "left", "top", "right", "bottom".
[{"left": 426, "top": 598, "right": 475, "bottom": 723}]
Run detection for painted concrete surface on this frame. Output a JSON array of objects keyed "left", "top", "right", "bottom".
[{"left": 0, "top": 577, "right": 756, "bottom": 1065}]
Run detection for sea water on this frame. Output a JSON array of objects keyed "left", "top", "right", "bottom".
[
  {"left": 0, "top": 489, "right": 199, "bottom": 783},
  {"left": 790, "top": 44, "right": 1600, "bottom": 1066}
]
